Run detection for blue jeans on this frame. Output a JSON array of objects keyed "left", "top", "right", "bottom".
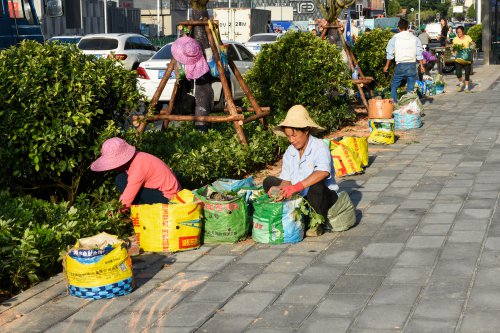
[
  {"left": 391, "top": 62, "right": 417, "bottom": 103},
  {"left": 115, "top": 172, "right": 169, "bottom": 205}
]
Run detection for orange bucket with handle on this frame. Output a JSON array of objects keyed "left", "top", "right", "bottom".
[{"left": 368, "top": 98, "right": 394, "bottom": 119}]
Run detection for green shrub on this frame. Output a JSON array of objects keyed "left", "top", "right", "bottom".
[
  {"left": 0, "top": 41, "right": 142, "bottom": 203},
  {"left": 353, "top": 28, "right": 395, "bottom": 90},
  {"left": 244, "top": 31, "right": 354, "bottom": 132},
  {"left": 467, "top": 24, "right": 482, "bottom": 50},
  {"left": 0, "top": 189, "right": 132, "bottom": 292},
  {"left": 131, "top": 124, "right": 286, "bottom": 189}
]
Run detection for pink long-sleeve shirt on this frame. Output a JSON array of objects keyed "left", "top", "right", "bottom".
[{"left": 120, "top": 152, "right": 181, "bottom": 207}]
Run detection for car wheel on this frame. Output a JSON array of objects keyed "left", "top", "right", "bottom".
[
  {"left": 437, "top": 57, "right": 444, "bottom": 74},
  {"left": 132, "top": 63, "right": 140, "bottom": 70},
  {"left": 213, "top": 91, "right": 226, "bottom": 111}
]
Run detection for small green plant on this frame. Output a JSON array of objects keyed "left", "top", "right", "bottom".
[
  {"left": 467, "top": 24, "right": 482, "bottom": 50},
  {"left": 293, "top": 197, "right": 324, "bottom": 228}
]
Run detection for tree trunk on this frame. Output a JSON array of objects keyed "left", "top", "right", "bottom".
[{"left": 191, "top": 7, "right": 210, "bottom": 50}]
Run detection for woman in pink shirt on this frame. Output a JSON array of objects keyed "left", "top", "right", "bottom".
[{"left": 91, "top": 137, "right": 181, "bottom": 208}]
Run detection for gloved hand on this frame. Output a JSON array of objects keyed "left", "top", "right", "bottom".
[{"left": 282, "top": 182, "right": 305, "bottom": 199}]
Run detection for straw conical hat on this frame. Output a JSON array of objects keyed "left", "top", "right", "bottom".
[{"left": 273, "top": 105, "right": 325, "bottom": 137}]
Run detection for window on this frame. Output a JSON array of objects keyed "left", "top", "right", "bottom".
[
  {"left": 247, "top": 34, "right": 278, "bottom": 42},
  {"left": 8, "top": 0, "right": 36, "bottom": 24},
  {"left": 152, "top": 44, "right": 173, "bottom": 60},
  {"left": 226, "top": 44, "right": 238, "bottom": 62},
  {"left": 78, "top": 38, "right": 119, "bottom": 50},
  {"left": 124, "top": 37, "right": 138, "bottom": 50},
  {"left": 236, "top": 44, "right": 254, "bottom": 61},
  {"left": 138, "top": 36, "right": 156, "bottom": 51}
]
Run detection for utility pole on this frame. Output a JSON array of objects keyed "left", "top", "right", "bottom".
[
  {"left": 477, "top": 0, "right": 481, "bottom": 23},
  {"left": 104, "top": 0, "right": 108, "bottom": 33},
  {"left": 418, "top": 0, "right": 420, "bottom": 29}
]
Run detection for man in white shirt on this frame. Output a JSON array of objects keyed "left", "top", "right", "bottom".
[{"left": 384, "top": 19, "right": 425, "bottom": 102}]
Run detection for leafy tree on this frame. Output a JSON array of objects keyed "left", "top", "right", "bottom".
[
  {"left": 353, "top": 28, "right": 395, "bottom": 90},
  {"left": 388, "top": 0, "right": 402, "bottom": 16},
  {"left": 467, "top": 23, "right": 482, "bottom": 50},
  {"left": 466, "top": 5, "right": 476, "bottom": 20},
  {"left": 0, "top": 41, "right": 141, "bottom": 203},
  {"left": 244, "top": 31, "right": 354, "bottom": 132}
]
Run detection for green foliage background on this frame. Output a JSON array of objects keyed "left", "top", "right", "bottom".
[
  {"left": 244, "top": 31, "right": 355, "bottom": 132},
  {"left": 467, "top": 24, "right": 482, "bottom": 50},
  {"left": 0, "top": 41, "right": 141, "bottom": 203},
  {"left": 353, "top": 29, "right": 395, "bottom": 90}
]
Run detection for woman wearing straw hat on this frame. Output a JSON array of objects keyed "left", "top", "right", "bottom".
[
  {"left": 264, "top": 105, "right": 339, "bottom": 236},
  {"left": 171, "top": 36, "right": 213, "bottom": 132},
  {"left": 91, "top": 137, "right": 182, "bottom": 210}
]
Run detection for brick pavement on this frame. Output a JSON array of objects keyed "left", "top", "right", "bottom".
[{"left": 1, "top": 60, "right": 500, "bottom": 333}]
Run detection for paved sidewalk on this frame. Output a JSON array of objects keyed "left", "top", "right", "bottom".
[{"left": 2, "top": 62, "right": 500, "bottom": 333}]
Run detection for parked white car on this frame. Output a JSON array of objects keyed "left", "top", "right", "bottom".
[
  {"left": 425, "top": 23, "right": 443, "bottom": 42},
  {"left": 136, "top": 41, "right": 255, "bottom": 109},
  {"left": 77, "top": 33, "right": 156, "bottom": 70},
  {"left": 243, "top": 33, "right": 282, "bottom": 55},
  {"left": 47, "top": 35, "right": 82, "bottom": 44}
]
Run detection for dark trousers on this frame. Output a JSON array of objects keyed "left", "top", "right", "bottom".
[
  {"left": 263, "top": 176, "right": 338, "bottom": 220},
  {"left": 115, "top": 172, "right": 169, "bottom": 205},
  {"left": 418, "top": 61, "right": 436, "bottom": 81},
  {"left": 455, "top": 62, "right": 471, "bottom": 81}
]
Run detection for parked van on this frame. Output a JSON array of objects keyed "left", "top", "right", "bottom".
[
  {"left": 425, "top": 22, "right": 442, "bottom": 42},
  {"left": 0, "top": 0, "right": 63, "bottom": 50}
]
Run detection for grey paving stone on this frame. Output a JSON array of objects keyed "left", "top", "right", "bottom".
[
  {"left": 407, "top": 191, "right": 439, "bottom": 200},
  {"left": 420, "top": 213, "right": 456, "bottom": 224},
  {"left": 472, "top": 183, "right": 500, "bottom": 191},
  {"left": 385, "top": 267, "right": 431, "bottom": 285},
  {"left": 416, "top": 224, "right": 452, "bottom": 235},
  {"left": 413, "top": 299, "right": 464, "bottom": 320},
  {"left": 331, "top": 275, "right": 384, "bottom": 294},
  {"left": 369, "top": 284, "right": 421, "bottom": 305},
  {"left": 406, "top": 236, "right": 445, "bottom": 249},
  {"left": 156, "top": 302, "right": 219, "bottom": 327},
  {"left": 360, "top": 243, "right": 404, "bottom": 258},
  {"left": 463, "top": 199, "right": 497, "bottom": 209},
  {"left": 189, "top": 281, "right": 243, "bottom": 302},
  {"left": 146, "top": 327, "right": 196, "bottom": 333},
  {"left": 158, "top": 271, "right": 214, "bottom": 291},
  {"left": 264, "top": 255, "right": 315, "bottom": 273},
  {"left": 250, "top": 304, "right": 315, "bottom": 329},
  {"left": 222, "top": 292, "right": 276, "bottom": 315},
  {"left": 405, "top": 319, "right": 457, "bottom": 333},
  {"left": 484, "top": 237, "right": 500, "bottom": 251},
  {"left": 295, "top": 265, "right": 345, "bottom": 284},
  {"left": 198, "top": 314, "right": 254, "bottom": 333},
  {"left": 238, "top": 249, "right": 284, "bottom": 264},
  {"left": 440, "top": 242, "right": 482, "bottom": 260},
  {"left": 212, "top": 263, "right": 265, "bottom": 282},
  {"left": 298, "top": 315, "right": 352, "bottom": 333},
  {"left": 460, "top": 309, "right": 500, "bottom": 333},
  {"left": 353, "top": 304, "right": 411, "bottom": 330},
  {"left": 429, "top": 203, "right": 463, "bottom": 214},
  {"left": 321, "top": 250, "right": 360, "bottom": 265},
  {"left": 468, "top": 191, "right": 499, "bottom": 199},
  {"left": 468, "top": 286, "right": 500, "bottom": 309},
  {"left": 346, "top": 258, "right": 394, "bottom": 276},
  {"left": 187, "top": 255, "right": 235, "bottom": 272},
  {"left": 454, "top": 218, "right": 489, "bottom": 231},
  {"left": 172, "top": 246, "right": 212, "bottom": 263},
  {"left": 285, "top": 241, "right": 330, "bottom": 255},
  {"left": 244, "top": 273, "right": 297, "bottom": 292},
  {"left": 439, "top": 187, "right": 470, "bottom": 195},
  {"left": 365, "top": 176, "right": 398, "bottom": 184},
  {"left": 128, "top": 289, "right": 188, "bottom": 313},
  {"left": 479, "top": 250, "right": 500, "bottom": 266},
  {"left": 314, "top": 294, "right": 370, "bottom": 317},
  {"left": 395, "top": 249, "right": 439, "bottom": 267},
  {"left": 365, "top": 204, "right": 399, "bottom": 215},
  {"left": 277, "top": 283, "right": 330, "bottom": 304},
  {"left": 448, "top": 230, "right": 485, "bottom": 243},
  {"left": 459, "top": 208, "right": 493, "bottom": 220},
  {"left": 245, "top": 329, "right": 294, "bottom": 333}
]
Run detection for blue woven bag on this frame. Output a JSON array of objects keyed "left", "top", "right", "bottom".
[{"left": 393, "top": 112, "right": 422, "bottom": 130}]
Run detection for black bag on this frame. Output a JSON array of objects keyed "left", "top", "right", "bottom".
[{"left": 173, "top": 79, "right": 195, "bottom": 115}]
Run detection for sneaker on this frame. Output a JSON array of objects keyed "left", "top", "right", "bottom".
[
  {"left": 306, "top": 224, "right": 324, "bottom": 237},
  {"left": 465, "top": 88, "right": 471, "bottom": 93},
  {"left": 457, "top": 84, "right": 464, "bottom": 92}
]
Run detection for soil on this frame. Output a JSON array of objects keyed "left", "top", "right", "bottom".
[{"left": 253, "top": 105, "right": 418, "bottom": 185}]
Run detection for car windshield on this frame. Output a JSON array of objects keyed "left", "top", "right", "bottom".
[
  {"left": 78, "top": 38, "right": 119, "bottom": 50},
  {"left": 151, "top": 44, "right": 173, "bottom": 60},
  {"left": 50, "top": 37, "right": 81, "bottom": 44},
  {"left": 248, "top": 35, "right": 277, "bottom": 42}
]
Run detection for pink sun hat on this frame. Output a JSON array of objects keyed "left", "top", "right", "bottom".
[
  {"left": 171, "top": 36, "right": 209, "bottom": 80},
  {"left": 91, "top": 137, "right": 136, "bottom": 172}
]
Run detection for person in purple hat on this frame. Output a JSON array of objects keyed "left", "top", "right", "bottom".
[
  {"left": 91, "top": 137, "right": 182, "bottom": 210},
  {"left": 172, "top": 36, "right": 213, "bottom": 131}
]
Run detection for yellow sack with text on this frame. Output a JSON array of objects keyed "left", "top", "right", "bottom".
[
  {"left": 131, "top": 202, "right": 202, "bottom": 253},
  {"left": 170, "top": 189, "right": 196, "bottom": 204},
  {"left": 340, "top": 136, "right": 369, "bottom": 167},
  {"left": 368, "top": 119, "right": 395, "bottom": 145},
  {"left": 330, "top": 139, "right": 364, "bottom": 178},
  {"left": 65, "top": 233, "right": 133, "bottom": 299}
]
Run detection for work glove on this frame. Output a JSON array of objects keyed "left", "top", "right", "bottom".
[{"left": 282, "top": 182, "right": 305, "bottom": 199}]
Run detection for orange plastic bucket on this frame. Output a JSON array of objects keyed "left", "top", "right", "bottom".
[{"left": 368, "top": 98, "right": 394, "bottom": 119}]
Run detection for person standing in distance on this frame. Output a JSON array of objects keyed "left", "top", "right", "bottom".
[
  {"left": 439, "top": 18, "right": 448, "bottom": 46},
  {"left": 383, "top": 18, "right": 425, "bottom": 103}
]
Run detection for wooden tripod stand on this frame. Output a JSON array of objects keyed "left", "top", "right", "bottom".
[
  {"left": 320, "top": 22, "right": 373, "bottom": 109},
  {"left": 133, "top": 19, "right": 269, "bottom": 145}
]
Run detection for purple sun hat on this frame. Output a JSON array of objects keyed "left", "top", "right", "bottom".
[
  {"left": 171, "top": 36, "right": 210, "bottom": 80},
  {"left": 91, "top": 137, "right": 136, "bottom": 172}
]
